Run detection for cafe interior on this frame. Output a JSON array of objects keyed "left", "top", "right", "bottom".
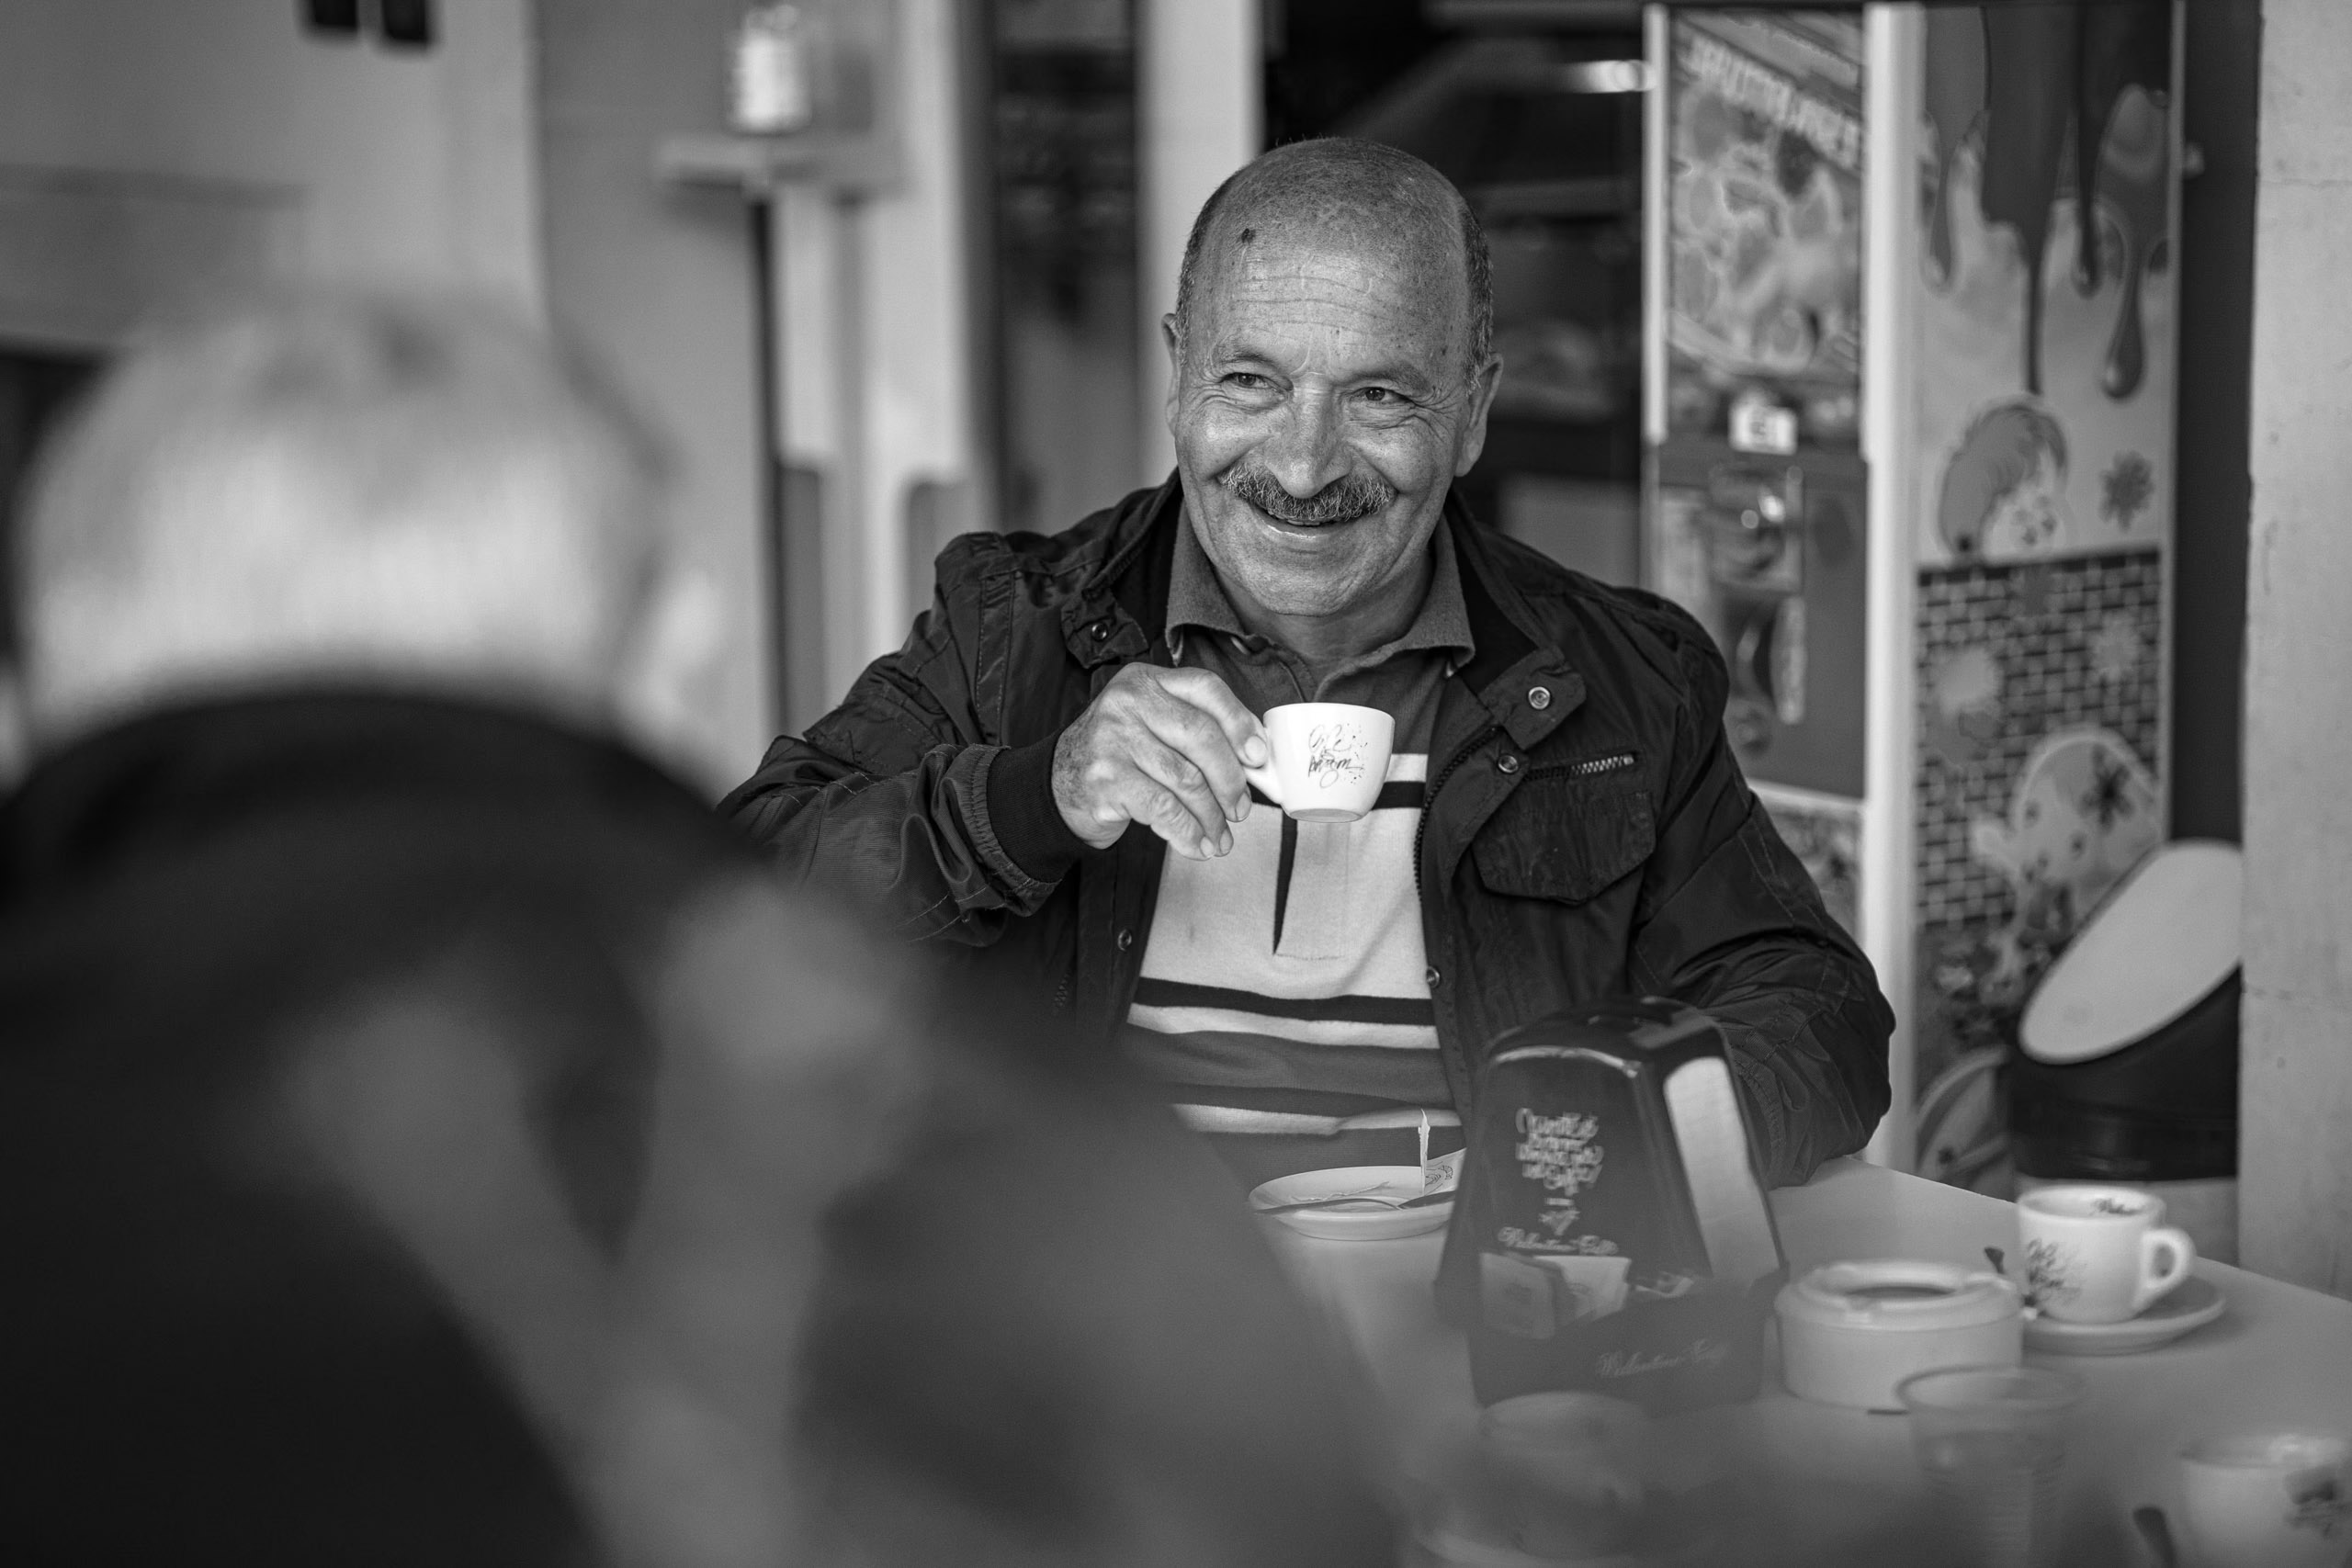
[{"left": 3, "top": 0, "right": 2348, "bottom": 1563}]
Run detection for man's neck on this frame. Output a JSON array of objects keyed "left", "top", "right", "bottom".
[{"left": 1216, "top": 543, "right": 1435, "bottom": 665}]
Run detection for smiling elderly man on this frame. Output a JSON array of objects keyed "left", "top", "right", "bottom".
[{"left": 725, "top": 139, "right": 1892, "bottom": 1189}]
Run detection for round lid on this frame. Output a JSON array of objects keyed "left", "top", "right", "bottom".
[
  {"left": 2021, "top": 840, "right": 2242, "bottom": 1066},
  {"left": 1776, "top": 1259, "right": 2022, "bottom": 1333}
]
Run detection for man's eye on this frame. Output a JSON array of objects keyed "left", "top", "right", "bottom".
[
  {"left": 1357, "top": 387, "right": 1406, "bottom": 406},
  {"left": 1224, "top": 372, "right": 1272, "bottom": 390}
]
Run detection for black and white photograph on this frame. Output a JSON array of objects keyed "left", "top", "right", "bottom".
[{"left": 0, "top": 3, "right": 2328, "bottom": 1565}]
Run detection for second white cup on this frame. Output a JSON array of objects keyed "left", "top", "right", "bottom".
[
  {"left": 1245, "top": 703, "right": 1395, "bottom": 822},
  {"left": 2177, "top": 1432, "right": 2352, "bottom": 1568},
  {"left": 2016, "top": 1184, "right": 2196, "bottom": 1325}
]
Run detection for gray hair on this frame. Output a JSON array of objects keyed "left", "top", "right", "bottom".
[
  {"left": 16, "top": 289, "right": 672, "bottom": 734},
  {"left": 1171, "top": 139, "right": 1494, "bottom": 373}
]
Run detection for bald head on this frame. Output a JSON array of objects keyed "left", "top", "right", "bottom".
[
  {"left": 16, "top": 291, "right": 673, "bottom": 741},
  {"left": 1172, "top": 139, "right": 1492, "bottom": 372}
]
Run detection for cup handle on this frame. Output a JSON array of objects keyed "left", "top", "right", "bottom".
[
  {"left": 2133, "top": 1225, "right": 2196, "bottom": 1313},
  {"left": 1244, "top": 761, "right": 1283, "bottom": 810}
]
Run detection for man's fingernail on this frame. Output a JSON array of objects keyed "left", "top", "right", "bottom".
[
  {"left": 1217, "top": 832, "right": 1233, "bottom": 855},
  {"left": 1242, "top": 738, "right": 1268, "bottom": 766}
]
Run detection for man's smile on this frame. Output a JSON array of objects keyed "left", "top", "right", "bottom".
[
  {"left": 1236, "top": 493, "right": 1360, "bottom": 535},
  {"left": 1220, "top": 462, "right": 1397, "bottom": 529}
]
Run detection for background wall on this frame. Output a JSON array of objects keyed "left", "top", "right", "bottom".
[
  {"left": 536, "top": 0, "right": 770, "bottom": 791},
  {"left": 775, "top": 0, "right": 984, "bottom": 722},
  {"left": 2241, "top": 0, "right": 2352, "bottom": 1296},
  {"left": 0, "top": 0, "right": 538, "bottom": 302},
  {"left": 0, "top": 0, "right": 776, "bottom": 794}
]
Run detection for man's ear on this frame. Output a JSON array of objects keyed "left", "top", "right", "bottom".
[
  {"left": 1159, "top": 313, "right": 1184, "bottom": 430},
  {"left": 1453, "top": 355, "right": 1505, "bottom": 477}
]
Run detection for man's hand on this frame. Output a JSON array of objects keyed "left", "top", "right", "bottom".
[{"left": 1051, "top": 665, "right": 1269, "bottom": 858}]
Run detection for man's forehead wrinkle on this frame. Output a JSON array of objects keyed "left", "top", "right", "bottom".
[
  {"left": 1210, "top": 289, "right": 1458, "bottom": 367},
  {"left": 1211, "top": 214, "right": 1464, "bottom": 303},
  {"left": 1204, "top": 328, "right": 1453, "bottom": 388},
  {"left": 1194, "top": 229, "right": 1465, "bottom": 371},
  {"left": 1195, "top": 187, "right": 1466, "bottom": 329},
  {"left": 1204, "top": 275, "right": 1460, "bottom": 361},
  {"left": 1208, "top": 195, "right": 1463, "bottom": 288}
]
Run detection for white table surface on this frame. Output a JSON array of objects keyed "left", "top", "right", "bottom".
[{"left": 1264, "top": 1157, "right": 2352, "bottom": 1566}]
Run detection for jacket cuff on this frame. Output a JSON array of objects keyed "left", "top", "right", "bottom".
[{"left": 984, "top": 734, "right": 1088, "bottom": 884}]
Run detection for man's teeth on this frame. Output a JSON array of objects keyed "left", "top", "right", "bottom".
[{"left": 1251, "top": 501, "right": 1341, "bottom": 526}]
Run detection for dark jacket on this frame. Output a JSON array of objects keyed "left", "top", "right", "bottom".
[
  {"left": 0, "top": 688, "right": 1397, "bottom": 1568},
  {"left": 724, "top": 479, "right": 1894, "bottom": 1187},
  {"left": 0, "top": 692, "right": 752, "bottom": 1565}
]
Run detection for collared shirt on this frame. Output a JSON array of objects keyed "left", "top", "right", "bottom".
[
  {"left": 1119, "top": 517, "right": 1475, "bottom": 1182},
  {"left": 1160, "top": 511, "right": 1476, "bottom": 706}
]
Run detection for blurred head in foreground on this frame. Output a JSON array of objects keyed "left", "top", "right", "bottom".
[
  {"left": 0, "top": 293, "right": 1392, "bottom": 1568},
  {"left": 14, "top": 288, "right": 711, "bottom": 757},
  {"left": 0, "top": 291, "right": 774, "bottom": 1568}
]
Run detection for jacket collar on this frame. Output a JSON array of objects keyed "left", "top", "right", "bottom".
[
  {"left": 1162, "top": 500, "right": 1477, "bottom": 673},
  {"left": 1060, "top": 475, "right": 1182, "bottom": 671},
  {"left": 0, "top": 687, "right": 717, "bottom": 904},
  {"left": 1081, "top": 475, "right": 1585, "bottom": 745},
  {"left": 1444, "top": 494, "right": 1587, "bottom": 749}
]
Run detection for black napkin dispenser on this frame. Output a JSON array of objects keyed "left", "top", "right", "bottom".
[{"left": 1435, "top": 999, "right": 1786, "bottom": 1413}]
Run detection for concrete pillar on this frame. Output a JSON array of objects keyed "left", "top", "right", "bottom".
[
  {"left": 2240, "top": 0, "right": 2352, "bottom": 1296},
  {"left": 1136, "top": 0, "right": 1261, "bottom": 487}
]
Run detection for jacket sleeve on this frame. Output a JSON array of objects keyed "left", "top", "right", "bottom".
[
  {"left": 718, "top": 565, "right": 1085, "bottom": 946},
  {"left": 1619, "top": 601, "right": 1895, "bottom": 1188}
]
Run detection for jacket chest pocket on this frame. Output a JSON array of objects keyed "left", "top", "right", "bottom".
[{"left": 1471, "top": 774, "right": 1657, "bottom": 904}]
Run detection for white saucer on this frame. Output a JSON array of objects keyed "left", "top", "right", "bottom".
[
  {"left": 1414, "top": 1525, "right": 1640, "bottom": 1567},
  {"left": 1250, "top": 1165, "right": 1453, "bottom": 1240},
  {"left": 2025, "top": 1273, "right": 2226, "bottom": 1356}
]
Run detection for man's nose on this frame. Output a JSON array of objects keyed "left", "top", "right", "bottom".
[{"left": 1255, "top": 385, "right": 1351, "bottom": 500}]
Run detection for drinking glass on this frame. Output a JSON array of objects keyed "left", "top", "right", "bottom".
[{"left": 1898, "top": 1364, "right": 2086, "bottom": 1568}]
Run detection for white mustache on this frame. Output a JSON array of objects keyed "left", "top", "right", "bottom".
[{"left": 1222, "top": 466, "right": 1397, "bottom": 526}]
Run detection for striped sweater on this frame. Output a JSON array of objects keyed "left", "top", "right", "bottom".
[{"left": 1116, "top": 520, "right": 1472, "bottom": 1181}]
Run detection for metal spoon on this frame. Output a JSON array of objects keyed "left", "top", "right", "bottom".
[{"left": 1255, "top": 1190, "right": 1456, "bottom": 1216}]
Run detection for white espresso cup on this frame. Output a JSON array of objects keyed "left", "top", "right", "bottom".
[
  {"left": 1245, "top": 703, "right": 1394, "bottom": 823},
  {"left": 2015, "top": 1184, "right": 2195, "bottom": 1325},
  {"left": 2177, "top": 1432, "right": 2352, "bottom": 1568}
]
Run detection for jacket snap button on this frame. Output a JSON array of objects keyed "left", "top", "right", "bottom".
[
  {"left": 1497, "top": 753, "right": 1521, "bottom": 775},
  {"left": 1424, "top": 965, "right": 1441, "bottom": 988},
  {"left": 1116, "top": 928, "right": 1135, "bottom": 952},
  {"left": 1529, "top": 684, "right": 1552, "bottom": 710},
  {"left": 1090, "top": 620, "right": 1111, "bottom": 641}
]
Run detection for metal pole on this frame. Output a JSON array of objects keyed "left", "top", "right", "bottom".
[{"left": 746, "top": 190, "right": 789, "bottom": 735}]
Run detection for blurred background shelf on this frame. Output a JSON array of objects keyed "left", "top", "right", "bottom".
[{"left": 655, "top": 131, "right": 900, "bottom": 195}]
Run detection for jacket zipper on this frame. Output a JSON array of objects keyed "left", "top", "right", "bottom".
[
  {"left": 1413, "top": 722, "right": 1499, "bottom": 905},
  {"left": 1558, "top": 750, "right": 1636, "bottom": 779}
]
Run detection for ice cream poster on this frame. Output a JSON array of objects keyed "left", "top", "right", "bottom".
[
  {"left": 1666, "top": 12, "right": 1865, "bottom": 450},
  {"left": 1914, "top": 2, "right": 2177, "bottom": 569}
]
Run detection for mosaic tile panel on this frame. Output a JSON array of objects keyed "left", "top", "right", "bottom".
[{"left": 1913, "top": 548, "right": 2164, "bottom": 928}]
